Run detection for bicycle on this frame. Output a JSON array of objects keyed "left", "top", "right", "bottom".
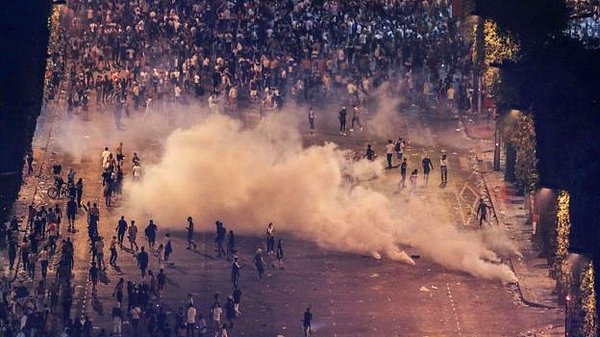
[{"left": 47, "top": 185, "right": 69, "bottom": 199}]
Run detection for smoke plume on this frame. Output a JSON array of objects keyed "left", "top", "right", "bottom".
[{"left": 123, "top": 112, "right": 518, "bottom": 283}]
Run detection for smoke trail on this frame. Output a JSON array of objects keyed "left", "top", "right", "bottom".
[{"left": 122, "top": 112, "right": 518, "bottom": 282}]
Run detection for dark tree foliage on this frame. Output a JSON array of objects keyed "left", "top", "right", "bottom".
[
  {"left": 0, "top": 2, "right": 52, "bottom": 221},
  {"left": 475, "top": 0, "right": 600, "bottom": 257}
]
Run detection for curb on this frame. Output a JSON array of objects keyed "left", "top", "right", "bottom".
[
  {"left": 479, "top": 169, "right": 555, "bottom": 309},
  {"left": 460, "top": 114, "right": 554, "bottom": 309}
]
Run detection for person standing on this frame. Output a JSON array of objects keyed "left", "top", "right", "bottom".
[
  {"left": 266, "top": 223, "right": 275, "bottom": 255},
  {"left": 89, "top": 262, "right": 99, "bottom": 291},
  {"left": 395, "top": 137, "right": 405, "bottom": 162},
  {"left": 422, "top": 154, "right": 434, "bottom": 185},
  {"left": 227, "top": 230, "right": 236, "bottom": 261},
  {"left": 409, "top": 169, "right": 419, "bottom": 194},
  {"left": 101, "top": 147, "right": 111, "bottom": 168},
  {"left": 225, "top": 296, "right": 236, "bottom": 328},
  {"left": 385, "top": 139, "right": 395, "bottom": 169},
  {"left": 254, "top": 248, "right": 266, "bottom": 280},
  {"left": 130, "top": 305, "right": 142, "bottom": 336},
  {"left": 116, "top": 216, "right": 127, "bottom": 246},
  {"left": 39, "top": 246, "right": 49, "bottom": 279},
  {"left": 399, "top": 158, "right": 408, "bottom": 188},
  {"left": 145, "top": 220, "right": 158, "bottom": 250},
  {"left": 365, "top": 144, "right": 376, "bottom": 161},
  {"left": 75, "top": 178, "right": 83, "bottom": 207},
  {"left": 128, "top": 220, "right": 139, "bottom": 251},
  {"left": 26, "top": 152, "right": 34, "bottom": 175},
  {"left": 440, "top": 154, "right": 448, "bottom": 183},
  {"left": 308, "top": 106, "right": 316, "bottom": 135},
  {"left": 477, "top": 198, "right": 491, "bottom": 227},
  {"left": 185, "top": 303, "right": 196, "bottom": 337},
  {"left": 95, "top": 237, "right": 106, "bottom": 271},
  {"left": 157, "top": 269, "right": 167, "bottom": 298},
  {"left": 109, "top": 236, "right": 118, "bottom": 266},
  {"left": 232, "top": 286, "right": 242, "bottom": 316},
  {"left": 137, "top": 247, "right": 149, "bottom": 277},
  {"left": 186, "top": 217, "right": 197, "bottom": 250},
  {"left": 338, "top": 106, "right": 347, "bottom": 136},
  {"left": 276, "top": 239, "right": 284, "bottom": 270},
  {"left": 113, "top": 278, "right": 124, "bottom": 304},
  {"left": 163, "top": 233, "right": 173, "bottom": 264},
  {"left": 111, "top": 302, "right": 123, "bottom": 336},
  {"left": 231, "top": 257, "right": 241, "bottom": 288},
  {"left": 116, "top": 142, "right": 124, "bottom": 167},
  {"left": 303, "top": 308, "right": 313, "bottom": 337},
  {"left": 66, "top": 198, "right": 77, "bottom": 233},
  {"left": 215, "top": 221, "right": 226, "bottom": 257},
  {"left": 210, "top": 302, "right": 223, "bottom": 333}
]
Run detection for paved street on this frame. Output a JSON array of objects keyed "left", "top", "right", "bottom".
[{"left": 9, "top": 98, "right": 564, "bottom": 337}]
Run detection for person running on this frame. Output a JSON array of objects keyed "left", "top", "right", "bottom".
[
  {"left": 338, "top": 106, "right": 347, "bottom": 136},
  {"left": 350, "top": 104, "right": 363, "bottom": 131},
  {"left": 186, "top": 216, "right": 197, "bottom": 250},
  {"left": 422, "top": 154, "right": 434, "bottom": 185}
]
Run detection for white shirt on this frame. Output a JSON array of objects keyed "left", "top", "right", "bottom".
[
  {"left": 101, "top": 150, "right": 111, "bottom": 165},
  {"left": 386, "top": 143, "right": 395, "bottom": 154},
  {"left": 440, "top": 158, "right": 448, "bottom": 167}
]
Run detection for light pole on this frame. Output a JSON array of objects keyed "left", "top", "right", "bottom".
[{"left": 493, "top": 124, "right": 501, "bottom": 171}]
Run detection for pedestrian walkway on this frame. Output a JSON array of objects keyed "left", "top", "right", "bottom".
[{"left": 471, "top": 140, "right": 565, "bottom": 336}]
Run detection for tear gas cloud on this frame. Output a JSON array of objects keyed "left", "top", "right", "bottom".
[{"left": 123, "top": 111, "right": 518, "bottom": 283}]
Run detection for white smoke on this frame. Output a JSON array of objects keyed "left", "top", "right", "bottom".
[{"left": 122, "top": 112, "right": 518, "bottom": 283}]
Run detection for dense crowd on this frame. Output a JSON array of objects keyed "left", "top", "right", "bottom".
[
  {"left": 45, "top": 0, "right": 468, "bottom": 117},
  {"left": 3, "top": 0, "right": 473, "bottom": 336}
]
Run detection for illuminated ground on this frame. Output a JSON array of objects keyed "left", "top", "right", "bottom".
[{"left": 34, "top": 102, "right": 562, "bottom": 336}]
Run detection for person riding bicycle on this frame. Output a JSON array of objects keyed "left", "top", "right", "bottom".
[{"left": 54, "top": 176, "right": 65, "bottom": 196}]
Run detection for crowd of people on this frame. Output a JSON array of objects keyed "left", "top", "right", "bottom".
[
  {"left": 43, "top": 0, "right": 469, "bottom": 124},
  {"left": 2, "top": 0, "right": 477, "bottom": 336}
]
